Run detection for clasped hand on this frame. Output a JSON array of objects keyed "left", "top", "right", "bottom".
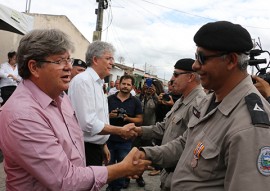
[
  {"left": 120, "top": 123, "right": 138, "bottom": 139},
  {"left": 121, "top": 147, "right": 151, "bottom": 179}
]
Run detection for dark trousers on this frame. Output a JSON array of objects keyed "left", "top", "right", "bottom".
[
  {"left": 84, "top": 142, "right": 104, "bottom": 166},
  {"left": 107, "top": 140, "right": 132, "bottom": 189},
  {"left": 0, "top": 150, "right": 3, "bottom": 163},
  {"left": 1, "top": 86, "right": 16, "bottom": 106}
]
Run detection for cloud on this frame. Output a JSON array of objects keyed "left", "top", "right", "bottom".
[{"left": 1, "top": 0, "right": 270, "bottom": 80}]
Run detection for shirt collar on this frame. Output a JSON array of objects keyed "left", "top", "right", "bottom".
[
  {"left": 88, "top": 67, "right": 104, "bottom": 85},
  {"left": 182, "top": 85, "right": 204, "bottom": 105},
  {"left": 114, "top": 92, "right": 132, "bottom": 100},
  {"left": 23, "top": 79, "right": 57, "bottom": 109},
  {"left": 217, "top": 75, "right": 255, "bottom": 116}
]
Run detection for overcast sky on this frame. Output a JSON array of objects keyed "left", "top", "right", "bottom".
[{"left": 1, "top": 0, "right": 270, "bottom": 80}]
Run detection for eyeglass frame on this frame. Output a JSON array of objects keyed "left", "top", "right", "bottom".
[
  {"left": 36, "top": 58, "right": 74, "bottom": 66},
  {"left": 173, "top": 71, "right": 193, "bottom": 78},
  {"left": 195, "top": 52, "right": 227, "bottom": 65},
  {"left": 98, "top": 56, "right": 115, "bottom": 62}
]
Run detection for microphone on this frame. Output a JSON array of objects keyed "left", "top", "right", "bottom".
[{"left": 248, "top": 59, "right": 267, "bottom": 66}]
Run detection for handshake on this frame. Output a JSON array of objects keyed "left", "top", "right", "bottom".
[
  {"left": 108, "top": 147, "right": 151, "bottom": 181},
  {"left": 119, "top": 124, "right": 143, "bottom": 140}
]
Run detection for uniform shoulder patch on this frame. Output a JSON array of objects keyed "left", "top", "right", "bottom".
[
  {"left": 245, "top": 93, "right": 270, "bottom": 126},
  {"left": 257, "top": 146, "right": 270, "bottom": 176}
]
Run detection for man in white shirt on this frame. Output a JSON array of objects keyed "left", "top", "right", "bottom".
[
  {"left": 68, "top": 41, "right": 137, "bottom": 166},
  {"left": 108, "top": 79, "right": 120, "bottom": 96},
  {"left": 0, "top": 51, "right": 22, "bottom": 106}
]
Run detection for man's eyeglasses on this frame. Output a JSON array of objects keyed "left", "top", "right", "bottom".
[
  {"left": 195, "top": 52, "right": 227, "bottom": 65},
  {"left": 37, "top": 58, "right": 74, "bottom": 66},
  {"left": 173, "top": 71, "right": 192, "bottom": 78},
  {"left": 100, "top": 56, "right": 114, "bottom": 62}
]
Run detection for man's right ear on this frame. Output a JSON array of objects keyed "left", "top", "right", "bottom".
[{"left": 28, "top": 60, "right": 40, "bottom": 78}]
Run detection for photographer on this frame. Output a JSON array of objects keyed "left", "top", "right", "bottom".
[
  {"left": 157, "top": 79, "right": 182, "bottom": 120},
  {"left": 252, "top": 75, "right": 270, "bottom": 103},
  {"left": 107, "top": 75, "right": 143, "bottom": 191},
  {"left": 159, "top": 80, "right": 180, "bottom": 106}
]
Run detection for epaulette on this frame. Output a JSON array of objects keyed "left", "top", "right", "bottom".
[{"left": 245, "top": 93, "right": 270, "bottom": 126}]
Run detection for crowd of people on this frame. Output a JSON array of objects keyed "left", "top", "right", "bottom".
[{"left": 0, "top": 20, "right": 270, "bottom": 191}]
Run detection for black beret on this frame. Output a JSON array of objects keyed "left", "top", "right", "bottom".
[
  {"left": 73, "top": 59, "right": 87, "bottom": 68},
  {"left": 194, "top": 21, "right": 253, "bottom": 52},
  {"left": 174, "top": 58, "right": 195, "bottom": 71}
]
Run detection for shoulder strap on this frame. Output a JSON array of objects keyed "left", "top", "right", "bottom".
[{"left": 245, "top": 93, "right": 270, "bottom": 126}]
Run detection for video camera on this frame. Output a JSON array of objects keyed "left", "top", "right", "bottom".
[{"left": 248, "top": 44, "right": 270, "bottom": 83}]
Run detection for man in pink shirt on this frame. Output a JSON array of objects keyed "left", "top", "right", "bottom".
[{"left": 0, "top": 29, "right": 151, "bottom": 191}]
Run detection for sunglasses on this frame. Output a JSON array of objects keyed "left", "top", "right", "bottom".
[
  {"left": 173, "top": 71, "right": 192, "bottom": 78},
  {"left": 195, "top": 52, "right": 227, "bottom": 65}
]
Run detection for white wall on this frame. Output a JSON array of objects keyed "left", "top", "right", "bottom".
[
  {"left": 0, "top": 13, "right": 90, "bottom": 63},
  {"left": 110, "top": 67, "right": 124, "bottom": 82}
]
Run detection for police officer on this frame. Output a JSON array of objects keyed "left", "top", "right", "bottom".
[
  {"left": 135, "top": 58, "right": 206, "bottom": 191},
  {"left": 133, "top": 21, "right": 270, "bottom": 190},
  {"left": 70, "top": 58, "right": 87, "bottom": 79}
]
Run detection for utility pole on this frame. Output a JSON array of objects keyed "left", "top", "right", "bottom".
[
  {"left": 144, "top": 62, "right": 147, "bottom": 74},
  {"left": 93, "top": 0, "right": 108, "bottom": 41},
  {"left": 25, "top": 0, "right": 31, "bottom": 13}
]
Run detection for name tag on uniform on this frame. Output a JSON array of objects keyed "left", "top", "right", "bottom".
[{"left": 193, "top": 106, "right": 200, "bottom": 118}]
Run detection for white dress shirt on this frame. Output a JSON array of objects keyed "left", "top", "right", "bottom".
[
  {"left": 0, "top": 62, "right": 21, "bottom": 88},
  {"left": 68, "top": 67, "right": 110, "bottom": 144},
  {"left": 131, "top": 89, "right": 136, "bottom": 96},
  {"left": 108, "top": 87, "right": 118, "bottom": 96}
]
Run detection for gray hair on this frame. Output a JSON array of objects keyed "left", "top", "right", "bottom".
[
  {"left": 85, "top": 41, "right": 115, "bottom": 66},
  {"left": 17, "top": 29, "right": 74, "bottom": 79},
  {"left": 237, "top": 53, "right": 249, "bottom": 71}
]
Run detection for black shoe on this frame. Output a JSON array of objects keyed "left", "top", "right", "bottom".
[
  {"left": 136, "top": 176, "right": 145, "bottom": 187},
  {"left": 122, "top": 178, "right": 130, "bottom": 189}
]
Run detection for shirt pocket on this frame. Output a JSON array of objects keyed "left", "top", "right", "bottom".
[
  {"left": 169, "top": 115, "right": 187, "bottom": 139},
  {"left": 193, "top": 133, "right": 220, "bottom": 179},
  {"left": 62, "top": 111, "right": 84, "bottom": 141}
]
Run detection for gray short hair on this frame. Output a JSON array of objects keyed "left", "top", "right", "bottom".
[
  {"left": 17, "top": 29, "right": 74, "bottom": 79},
  {"left": 85, "top": 41, "right": 115, "bottom": 66},
  {"left": 237, "top": 53, "right": 249, "bottom": 71}
]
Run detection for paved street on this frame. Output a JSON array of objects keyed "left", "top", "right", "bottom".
[
  {"left": 101, "top": 171, "right": 161, "bottom": 191},
  {"left": 0, "top": 163, "right": 5, "bottom": 191},
  {"left": 0, "top": 162, "right": 160, "bottom": 191}
]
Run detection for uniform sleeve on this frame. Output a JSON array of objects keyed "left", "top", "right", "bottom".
[
  {"left": 141, "top": 121, "right": 166, "bottom": 141},
  {"left": 143, "top": 132, "right": 186, "bottom": 168},
  {"left": 4, "top": 117, "right": 108, "bottom": 190},
  {"left": 224, "top": 127, "right": 270, "bottom": 191},
  {"left": 69, "top": 78, "right": 105, "bottom": 135}
]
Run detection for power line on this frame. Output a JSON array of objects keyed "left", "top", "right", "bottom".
[{"left": 139, "top": 0, "right": 270, "bottom": 30}]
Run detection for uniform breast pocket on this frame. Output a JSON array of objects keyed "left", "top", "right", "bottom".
[
  {"left": 169, "top": 115, "right": 187, "bottom": 139},
  {"left": 194, "top": 137, "right": 221, "bottom": 179}
]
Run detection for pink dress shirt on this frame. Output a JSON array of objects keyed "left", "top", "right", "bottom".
[{"left": 0, "top": 79, "right": 107, "bottom": 191}]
